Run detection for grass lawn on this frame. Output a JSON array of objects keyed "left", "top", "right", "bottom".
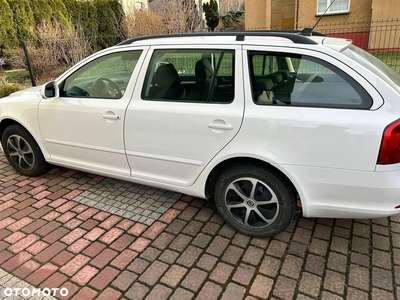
[{"left": 2, "top": 69, "right": 32, "bottom": 88}]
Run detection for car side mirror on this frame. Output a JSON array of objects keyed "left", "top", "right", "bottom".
[{"left": 40, "top": 81, "right": 59, "bottom": 99}]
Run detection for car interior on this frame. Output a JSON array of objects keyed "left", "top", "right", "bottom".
[
  {"left": 142, "top": 49, "right": 235, "bottom": 103},
  {"left": 60, "top": 51, "right": 142, "bottom": 99},
  {"left": 249, "top": 51, "right": 369, "bottom": 108}
]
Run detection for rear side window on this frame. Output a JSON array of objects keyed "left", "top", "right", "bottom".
[
  {"left": 249, "top": 51, "right": 372, "bottom": 109},
  {"left": 142, "top": 49, "right": 235, "bottom": 103}
]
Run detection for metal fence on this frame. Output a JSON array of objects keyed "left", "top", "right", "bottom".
[{"left": 248, "top": 19, "right": 400, "bottom": 74}]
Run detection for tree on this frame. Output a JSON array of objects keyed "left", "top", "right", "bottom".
[
  {"left": 6, "top": 0, "right": 35, "bottom": 42},
  {"left": 94, "top": 0, "right": 125, "bottom": 49},
  {"left": 47, "top": 0, "right": 71, "bottom": 29},
  {"left": 183, "top": 0, "right": 201, "bottom": 32},
  {"left": 108, "top": 0, "right": 125, "bottom": 41},
  {"left": 203, "top": 0, "right": 219, "bottom": 32},
  {"left": 30, "top": 0, "right": 52, "bottom": 27},
  {"left": 64, "top": 0, "right": 99, "bottom": 44},
  {"left": 0, "top": 0, "right": 17, "bottom": 48}
]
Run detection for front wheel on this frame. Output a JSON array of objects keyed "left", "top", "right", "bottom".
[
  {"left": 1, "top": 125, "right": 49, "bottom": 176},
  {"left": 214, "top": 164, "right": 296, "bottom": 238}
]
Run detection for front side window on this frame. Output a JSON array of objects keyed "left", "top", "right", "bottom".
[
  {"left": 317, "top": 0, "right": 350, "bottom": 15},
  {"left": 142, "top": 49, "right": 235, "bottom": 103},
  {"left": 249, "top": 51, "right": 372, "bottom": 109},
  {"left": 61, "top": 51, "right": 142, "bottom": 99}
]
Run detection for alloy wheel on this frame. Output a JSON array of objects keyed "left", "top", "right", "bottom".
[
  {"left": 7, "top": 134, "right": 35, "bottom": 171},
  {"left": 224, "top": 177, "right": 279, "bottom": 228}
]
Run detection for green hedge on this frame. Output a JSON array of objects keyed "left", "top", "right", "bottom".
[
  {"left": 0, "top": 0, "right": 17, "bottom": 48},
  {"left": 0, "top": 85, "right": 20, "bottom": 98},
  {"left": 2, "top": 0, "right": 125, "bottom": 51}
]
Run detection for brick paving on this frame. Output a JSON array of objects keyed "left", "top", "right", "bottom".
[{"left": 0, "top": 153, "right": 400, "bottom": 299}]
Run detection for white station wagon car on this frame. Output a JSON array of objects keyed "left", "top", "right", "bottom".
[{"left": 1, "top": 31, "right": 400, "bottom": 237}]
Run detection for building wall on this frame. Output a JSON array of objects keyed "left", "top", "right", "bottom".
[
  {"left": 369, "top": 0, "right": 400, "bottom": 49},
  {"left": 245, "top": 0, "right": 373, "bottom": 30},
  {"left": 371, "top": 0, "right": 400, "bottom": 20},
  {"left": 244, "top": 0, "right": 400, "bottom": 50},
  {"left": 245, "top": 0, "right": 270, "bottom": 29},
  {"left": 271, "top": 0, "right": 295, "bottom": 29},
  {"left": 297, "top": 0, "right": 372, "bottom": 29}
]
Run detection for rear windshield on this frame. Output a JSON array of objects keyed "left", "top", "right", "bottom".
[{"left": 343, "top": 45, "right": 400, "bottom": 91}]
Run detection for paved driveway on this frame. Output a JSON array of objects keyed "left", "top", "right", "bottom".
[{"left": 0, "top": 153, "right": 399, "bottom": 300}]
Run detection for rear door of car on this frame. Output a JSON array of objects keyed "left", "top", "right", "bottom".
[{"left": 124, "top": 44, "right": 244, "bottom": 186}]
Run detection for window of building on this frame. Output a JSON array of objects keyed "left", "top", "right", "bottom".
[
  {"left": 248, "top": 51, "right": 372, "bottom": 109},
  {"left": 317, "top": 0, "right": 350, "bottom": 15},
  {"left": 142, "top": 49, "right": 235, "bottom": 103},
  {"left": 135, "top": 1, "right": 143, "bottom": 10}
]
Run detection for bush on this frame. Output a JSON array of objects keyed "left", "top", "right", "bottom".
[
  {"left": 3, "top": 48, "right": 26, "bottom": 70},
  {"left": 0, "top": 0, "right": 17, "bottom": 48},
  {"left": 221, "top": 10, "right": 244, "bottom": 29},
  {"left": 6, "top": 0, "right": 36, "bottom": 42},
  {"left": 94, "top": 0, "right": 125, "bottom": 48},
  {"left": 64, "top": 0, "right": 98, "bottom": 45},
  {"left": 0, "top": 85, "right": 20, "bottom": 98},
  {"left": 123, "top": 10, "right": 165, "bottom": 38},
  {"left": 0, "top": 76, "right": 20, "bottom": 98},
  {"left": 30, "top": 0, "right": 52, "bottom": 26},
  {"left": 28, "top": 21, "right": 92, "bottom": 81}
]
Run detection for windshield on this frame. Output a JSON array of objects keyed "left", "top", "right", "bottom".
[{"left": 343, "top": 45, "right": 400, "bottom": 89}]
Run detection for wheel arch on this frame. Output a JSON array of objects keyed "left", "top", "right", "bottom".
[
  {"left": 0, "top": 118, "right": 21, "bottom": 139},
  {"left": 0, "top": 118, "right": 49, "bottom": 159},
  {"left": 205, "top": 157, "right": 301, "bottom": 206}
]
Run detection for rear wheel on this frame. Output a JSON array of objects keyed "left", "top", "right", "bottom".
[
  {"left": 214, "top": 164, "right": 296, "bottom": 237},
  {"left": 1, "top": 125, "right": 49, "bottom": 176}
]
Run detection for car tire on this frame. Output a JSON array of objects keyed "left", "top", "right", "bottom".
[
  {"left": 214, "top": 164, "right": 296, "bottom": 238},
  {"left": 1, "top": 125, "right": 49, "bottom": 177}
]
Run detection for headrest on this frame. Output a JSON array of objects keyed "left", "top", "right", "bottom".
[
  {"left": 195, "top": 59, "right": 214, "bottom": 79},
  {"left": 266, "top": 73, "right": 283, "bottom": 84},
  {"left": 155, "top": 64, "right": 180, "bottom": 87},
  {"left": 276, "top": 70, "right": 291, "bottom": 80},
  {"left": 255, "top": 78, "right": 274, "bottom": 91}
]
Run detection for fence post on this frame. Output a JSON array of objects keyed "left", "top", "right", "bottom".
[{"left": 21, "top": 40, "right": 36, "bottom": 87}]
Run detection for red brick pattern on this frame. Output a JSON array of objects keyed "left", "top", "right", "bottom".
[{"left": 1, "top": 159, "right": 400, "bottom": 300}]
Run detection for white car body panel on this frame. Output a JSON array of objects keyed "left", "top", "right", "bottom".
[
  {"left": 1, "top": 35, "right": 400, "bottom": 221},
  {"left": 37, "top": 47, "right": 148, "bottom": 177},
  {"left": 125, "top": 45, "right": 244, "bottom": 186},
  {"left": 0, "top": 86, "right": 50, "bottom": 159}
]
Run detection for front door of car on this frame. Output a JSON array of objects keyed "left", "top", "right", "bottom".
[
  {"left": 38, "top": 49, "right": 145, "bottom": 176},
  {"left": 124, "top": 45, "right": 244, "bottom": 186}
]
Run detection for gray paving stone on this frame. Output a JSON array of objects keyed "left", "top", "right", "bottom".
[{"left": 70, "top": 177, "right": 180, "bottom": 226}]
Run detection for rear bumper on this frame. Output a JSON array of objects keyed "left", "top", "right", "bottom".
[{"left": 281, "top": 164, "right": 400, "bottom": 219}]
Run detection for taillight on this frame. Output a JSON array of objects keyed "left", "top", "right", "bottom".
[{"left": 377, "top": 119, "right": 400, "bottom": 164}]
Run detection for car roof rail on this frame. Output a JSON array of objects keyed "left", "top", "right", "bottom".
[
  {"left": 299, "top": 28, "right": 326, "bottom": 36},
  {"left": 117, "top": 31, "right": 321, "bottom": 46}
]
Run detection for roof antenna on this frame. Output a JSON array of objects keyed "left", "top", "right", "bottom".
[{"left": 300, "top": 0, "right": 338, "bottom": 36}]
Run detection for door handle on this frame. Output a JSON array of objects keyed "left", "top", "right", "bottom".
[
  {"left": 208, "top": 123, "right": 233, "bottom": 130},
  {"left": 102, "top": 114, "right": 120, "bottom": 120}
]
